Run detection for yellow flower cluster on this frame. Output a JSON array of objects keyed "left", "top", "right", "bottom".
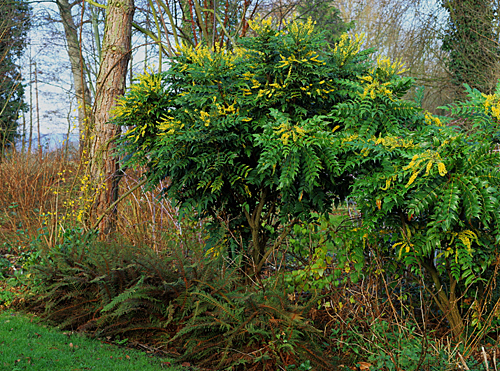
[
  {"left": 441, "top": 230, "right": 478, "bottom": 259},
  {"left": 482, "top": 92, "right": 500, "bottom": 120},
  {"left": 371, "top": 135, "right": 415, "bottom": 150},
  {"left": 125, "top": 122, "right": 151, "bottom": 143},
  {"left": 112, "top": 71, "right": 163, "bottom": 119},
  {"left": 424, "top": 111, "right": 443, "bottom": 126},
  {"left": 380, "top": 174, "right": 398, "bottom": 191},
  {"left": 250, "top": 17, "right": 315, "bottom": 41},
  {"left": 242, "top": 71, "right": 255, "bottom": 80},
  {"left": 334, "top": 33, "right": 365, "bottom": 65},
  {"left": 274, "top": 121, "right": 307, "bottom": 145},
  {"left": 403, "top": 150, "right": 447, "bottom": 187},
  {"left": 216, "top": 101, "right": 237, "bottom": 116},
  {"left": 177, "top": 42, "right": 213, "bottom": 65},
  {"left": 394, "top": 225, "right": 414, "bottom": 258},
  {"left": 176, "top": 41, "right": 246, "bottom": 67},
  {"left": 134, "top": 70, "right": 162, "bottom": 93},
  {"left": 278, "top": 51, "right": 325, "bottom": 69},
  {"left": 375, "top": 55, "right": 408, "bottom": 76},
  {"left": 248, "top": 17, "right": 274, "bottom": 33},
  {"left": 341, "top": 133, "right": 360, "bottom": 144},
  {"left": 199, "top": 110, "right": 210, "bottom": 126},
  {"left": 158, "top": 113, "right": 181, "bottom": 135},
  {"left": 452, "top": 229, "right": 477, "bottom": 254},
  {"left": 359, "top": 75, "right": 393, "bottom": 100},
  {"left": 286, "top": 17, "right": 315, "bottom": 38}
]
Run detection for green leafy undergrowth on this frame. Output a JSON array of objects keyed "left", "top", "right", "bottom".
[{"left": 0, "top": 311, "right": 182, "bottom": 370}]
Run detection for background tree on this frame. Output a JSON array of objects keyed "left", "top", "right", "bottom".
[
  {"left": 336, "top": 0, "right": 453, "bottom": 111},
  {"left": 90, "top": 0, "right": 134, "bottom": 235},
  {"left": 441, "top": 0, "right": 500, "bottom": 96},
  {"left": 55, "top": 0, "right": 94, "bottom": 147},
  {"left": 295, "top": 0, "right": 351, "bottom": 45},
  {"left": 0, "top": 0, "right": 30, "bottom": 151}
]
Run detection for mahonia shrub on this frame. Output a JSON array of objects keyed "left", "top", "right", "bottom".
[
  {"left": 337, "top": 80, "right": 500, "bottom": 338},
  {"left": 114, "top": 18, "right": 376, "bottom": 275},
  {"left": 114, "top": 17, "right": 500, "bottom": 339}
]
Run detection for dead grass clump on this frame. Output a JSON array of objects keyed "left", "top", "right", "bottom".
[{"left": 0, "top": 150, "right": 78, "bottom": 251}]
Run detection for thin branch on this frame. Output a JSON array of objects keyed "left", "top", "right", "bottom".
[{"left": 92, "top": 178, "right": 148, "bottom": 230}]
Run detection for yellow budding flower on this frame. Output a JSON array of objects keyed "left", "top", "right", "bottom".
[
  {"left": 405, "top": 172, "right": 419, "bottom": 187},
  {"left": 437, "top": 162, "right": 447, "bottom": 176},
  {"left": 334, "top": 33, "right": 365, "bottom": 65},
  {"left": 200, "top": 110, "right": 210, "bottom": 126}
]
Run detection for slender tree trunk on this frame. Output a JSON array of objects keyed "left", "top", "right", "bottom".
[
  {"left": 34, "top": 62, "right": 41, "bottom": 158},
  {"left": 91, "top": 0, "right": 134, "bottom": 235},
  {"left": 56, "top": 0, "right": 93, "bottom": 148},
  {"left": 21, "top": 110, "right": 26, "bottom": 154},
  {"left": 28, "top": 48, "right": 32, "bottom": 154}
]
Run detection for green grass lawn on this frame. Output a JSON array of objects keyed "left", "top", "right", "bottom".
[{"left": 0, "top": 311, "right": 184, "bottom": 371}]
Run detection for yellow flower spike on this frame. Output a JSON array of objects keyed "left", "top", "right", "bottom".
[
  {"left": 425, "top": 160, "right": 433, "bottom": 176},
  {"left": 492, "top": 104, "right": 500, "bottom": 120},
  {"left": 200, "top": 110, "right": 210, "bottom": 126},
  {"left": 406, "top": 172, "right": 418, "bottom": 187},
  {"left": 437, "top": 162, "right": 447, "bottom": 176},
  {"left": 282, "top": 132, "right": 290, "bottom": 145},
  {"left": 376, "top": 55, "right": 408, "bottom": 75},
  {"left": 380, "top": 178, "right": 391, "bottom": 190}
]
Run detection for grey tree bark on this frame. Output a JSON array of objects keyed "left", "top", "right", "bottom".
[{"left": 56, "top": 0, "right": 93, "bottom": 147}]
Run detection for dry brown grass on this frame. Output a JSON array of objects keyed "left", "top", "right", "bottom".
[
  {"left": 0, "top": 148, "right": 204, "bottom": 255},
  {"left": 0, "top": 149, "right": 78, "bottom": 252}
]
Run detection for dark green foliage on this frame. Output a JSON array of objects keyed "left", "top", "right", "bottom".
[
  {"left": 114, "top": 19, "right": 373, "bottom": 274},
  {"left": 337, "top": 80, "right": 500, "bottom": 338},
  {"left": 0, "top": 0, "right": 30, "bottom": 147}
]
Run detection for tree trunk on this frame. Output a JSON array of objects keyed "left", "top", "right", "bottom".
[
  {"left": 91, "top": 0, "right": 134, "bottom": 235},
  {"left": 56, "top": 0, "right": 93, "bottom": 147}
]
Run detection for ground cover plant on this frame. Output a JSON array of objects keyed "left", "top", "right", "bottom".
[
  {"left": 0, "top": 310, "right": 182, "bottom": 370},
  {"left": 2, "top": 16, "right": 500, "bottom": 371}
]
